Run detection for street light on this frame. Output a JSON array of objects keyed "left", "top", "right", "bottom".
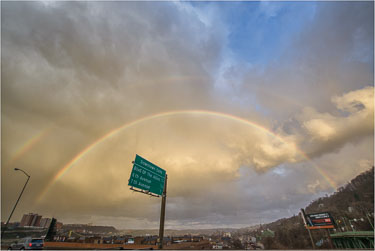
[{"left": 1, "top": 168, "right": 30, "bottom": 238}]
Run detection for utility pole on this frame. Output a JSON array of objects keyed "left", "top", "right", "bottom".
[
  {"left": 365, "top": 213, "right": 374, "bottom": 230},
  {"left": 348, "top": 219, "right": 356, "bottom": 231},
  {"left": 341, "top": 217, "right": 349, "bottom": 232},
  {"left": 358, "top": 205, "right": 374, "bottom": 230},
  {"left": 158, "top": 174, "right": 167, "bottom": 249}
]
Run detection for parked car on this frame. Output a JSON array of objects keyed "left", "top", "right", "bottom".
[{"left": 8, "top": 237, "right": 44, "bottom": 250}]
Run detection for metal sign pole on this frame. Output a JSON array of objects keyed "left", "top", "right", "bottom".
[
  {"left": 325, "top": 228, "right": 334, "bottom": 249},
  {"left": 301, "top": 209, "right": 315, "bottom": 249},
  {"left": 158, "top": 174, "right": 167, "bottom": 249}
]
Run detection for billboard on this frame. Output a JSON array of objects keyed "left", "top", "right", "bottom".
[{"left": 305, "top": 212, "right": 335, "bottom": 229}]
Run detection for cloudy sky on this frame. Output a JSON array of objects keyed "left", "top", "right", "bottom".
[{"left": 1, "top": 1, "right": 373, "bottom": 229}]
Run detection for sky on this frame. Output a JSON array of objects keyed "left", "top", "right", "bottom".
[{"left": 1, "top": 1, "right": 374, "bottom": 230}]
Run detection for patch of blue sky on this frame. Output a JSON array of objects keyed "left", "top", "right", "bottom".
[
  {"left": 188, "top": 1, "right": 317, "bottom": 66},
  {"left": 255, "top": 102, "right": 270, "bottom": 116},
  {"left": 187, "top": 1, "right": 317, "bottom": 115},
  {"left": 220, "top": 1, "right": 317, "bottom": 66},
  {"left": 272, "top": 164, "right": 285, "bottom": 174},
  {"left": 346, "top": 26, "right": 374, "bottom": 63}
]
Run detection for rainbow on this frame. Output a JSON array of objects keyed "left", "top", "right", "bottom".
[
  {"left": 6, "top": 127, "right": 52, "bottom": 166},
  {"left": 36, "top": 110, "right": 337, "bottom": 202}
]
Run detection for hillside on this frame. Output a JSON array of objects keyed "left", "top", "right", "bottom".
[
  {"left": 251, "top": 167, "right": 374, "bottom": 249},
  {"left": 118, "top": 228, "right": 239, "bottom": 237}
]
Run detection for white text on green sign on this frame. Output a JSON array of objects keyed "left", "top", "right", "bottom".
[{"left": 128, "top": 155, "right": 166, "bottom": 196}]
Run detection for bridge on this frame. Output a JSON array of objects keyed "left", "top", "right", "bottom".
[{"left": 330, "top": 231, "right": 374, "bottom": 249}]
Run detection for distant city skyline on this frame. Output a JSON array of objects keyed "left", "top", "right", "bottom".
[{"left": 2, "top": 1, "right": 374, "bottom": 229}]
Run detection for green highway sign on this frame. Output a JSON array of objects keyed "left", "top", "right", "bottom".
[{"left": 128, "top": 154, "right": 166, "bottom": 196}]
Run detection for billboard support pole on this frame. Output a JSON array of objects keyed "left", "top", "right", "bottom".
[
  {"left": 158, "top": 174, "right": 167, "bottom": 249},
  {"left": 325, "top": 228, "right": 334, "bottom": 249},
  {"left": 301, "top": 209, "right": 315, "bottom": 249}
]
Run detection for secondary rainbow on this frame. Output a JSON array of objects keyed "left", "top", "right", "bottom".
[
  {"left": 7, "top": 127, "right": 52, "bottom": 166},
  {"left": 36, "top": 110, "right": 337, "bottom": 202}
]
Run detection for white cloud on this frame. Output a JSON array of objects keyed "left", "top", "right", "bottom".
[{"left": 298, "top": 86, "right": 374, "bottom": 157}]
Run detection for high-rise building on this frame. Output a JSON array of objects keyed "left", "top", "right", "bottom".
[
  {"left": 20, "top": 213, "right": 33, "bottom": 226},
  {"left": 39, "top": 218, "right": 52, "bottom": 228},
  {"left": 31, "top": 215, "right": 42, "bottom": 227},
  {"left": 20, "top": 213, "right": 42, "bottom": 227}
]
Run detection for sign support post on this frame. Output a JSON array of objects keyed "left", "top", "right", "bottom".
[
  {"left": 301, "top": 209, "right": 316, "bottom": 249},
  {"left": 128, "top": 155, "right": 167, "bottom": 250},
  {"left": 325, "top": 228, "right": 334, "bottom": 249},
  {"left": 158, "top": 174, "right": 167, "bottom": 249},
  {"left": 301, "top": 210, "right": 337, "bottom": 249}
]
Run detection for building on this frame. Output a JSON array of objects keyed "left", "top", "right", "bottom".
[
  {"left": 20, "top": 213, "right": 33, "bottom": 226},
  {"left": 223, "top": 232, "right": 232, "bottom": 238},
  {"left": 212, "top": 243, "right": 223, "bottom": 249},
  {"left": 56, "top": 221, "right": 63, "bottom": 230},
  {"left": 39, "top": 218, "right": 52, "bottom": 228},
  {"left": 258, "top": 229, "right": 275, "bottom": 239},
  {"left": 31, "top": 215, "right": 42, "bottom": 227},
  {"left": 20, "top": 213, "right": 42, "bottom": 227}
]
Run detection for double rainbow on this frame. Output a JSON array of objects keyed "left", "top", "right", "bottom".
[{"left": 36, "top": 110, "right": 337, "bottom": 202}]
